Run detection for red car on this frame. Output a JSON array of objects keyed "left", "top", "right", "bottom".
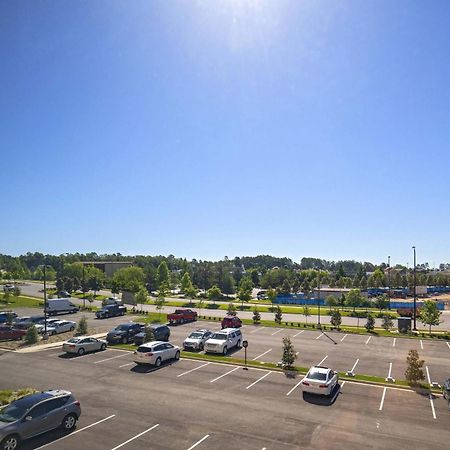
[
  {"left": 167, "top": 309, "right": 198, "bottom": 325},
  {"left": 0, "top": 325, "right": 27, "bottom": 341},
  {"left": 221, "top": 316, "right": 242, "bottom": 329}
]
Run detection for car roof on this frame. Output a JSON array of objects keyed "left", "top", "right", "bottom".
[
  {"left": 220, "top": 328, "right": 241, "bottom": 332},
  {"left": 308, "top": 366, "right": 331, "bottom": 373},
  {"left": 138, "top": 341, "right": 167, "bottom": 348}
]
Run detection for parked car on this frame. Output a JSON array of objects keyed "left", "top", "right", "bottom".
[
  {"left": 0, "top": 326, "right": 27, "bottom": 341},
  {"left": 183, "top": 329, "right": 213, "bottom": 351},
  {"left": 204, "top": 328, "right": 242, "bottom": 355},
  {"left": 133, "top": 324, "right": 170, "bottom": 346},
  {"left": 167, "top": 309, "right": 197, "bottom": 325},
  {"left": 106, "top": 323, "right": 142, "bottom": 344},
  {"left": 46, "top": 299, "right": 79, "bottom": 316},
  {"left": 0, "top": 312, "right": 17, "bottom": 324},
  {"left": 133, "top": 341, "right": 180, "bottom": 367},
  {"left": 62, "top": 336, "right": 107, "bottom": 355},
  {"left": 12, "top": 317, "right": 45, "bottom": 333},
  {"left": 257, "top": 290, "right": 267, "bottom": 300},
  {"left": 95, "top": 304, "right": 127, "bottom": 319},
  {"left": 442, "top": 378, "right": 450, "bottom": 403},
  {"left": 0, "top": 389, "right": 81, "bottom": 450},
  {"left": 57, "top": 291, "right": 71, "bottom": 298},
  {"left": 2, "top": 285, "right": 15, "bottom": 293},
  {"left": 102, "top": 297, "right": 123, "bottom": 307},
  {"left": 46, "top": 320, "right": 76, "bottom": 336},
  {"left": 301, "top": 366, "right": 339, "bottom": 396},
  {"left": 221, "top": 316, "right": 242, "bottom": 329}
]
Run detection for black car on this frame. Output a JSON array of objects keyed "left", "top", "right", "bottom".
[
  {"left": 134, "top": 324, "right": 170, "bottom": 346},
  {"left": 12, "top": 316, "right": 47, "bottom": 330},
  {"left": 106, "top": 323, "right": 143, "bottom": 344},
  {"left": 443, "top": 378, "right": 450, "bottom": 403}
]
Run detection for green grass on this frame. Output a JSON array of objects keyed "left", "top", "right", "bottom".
[
  {"left": 0, "top": 295, "right": 44, "bottom": 309},
  {"left": 71, "top": 292, "right": 108, "bottom": 301},
  {"left": 0, "top": 388, "right": 38, "bottom": 406}
]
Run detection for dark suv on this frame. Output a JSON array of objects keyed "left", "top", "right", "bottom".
[
  {"left": 106, "top": 323, "right": 143, "bottom": 344},
  {"left": 443, "top": 378, "right": 450, "bottom": 406},
  {"left": 0, "top": 390, "right": 81, "bottom": 450},
  {"left": 134, "top": 324, "right": 170, "bottom": 346}
]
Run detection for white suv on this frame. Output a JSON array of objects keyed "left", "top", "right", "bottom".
[{"left": 204, "top": 328, "right": 242, "bottom": 355}]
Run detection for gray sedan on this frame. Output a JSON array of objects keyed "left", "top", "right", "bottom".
[
  {"left": 47, "top": 321, "right": 76, "bottom": 336},
  {"left": 62, "top": 336, "right": 107, "bottom": 356}
]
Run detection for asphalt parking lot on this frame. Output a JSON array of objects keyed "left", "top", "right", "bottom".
[{"left": 1, "top": 321, "right": 450, "bottom": 449}]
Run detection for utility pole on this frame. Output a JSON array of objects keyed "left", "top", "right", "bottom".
[
  {"left": 412, "top": 246, "right": 417, "bottom": 331},
  {"left": 43, "top": 264, "right": 48, "bottom": 340},
  {"left": 388, "top": 255, "right": 391, "bottom": 304},
  {"left": 317, "top": 272, "right": 321, "bottom": 329}
]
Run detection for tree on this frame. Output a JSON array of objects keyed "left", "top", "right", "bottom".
[
  {"left": 196, "top": 297, "right": 205, "bottom": 316},
  {"left": 420, "top": 300, "right": 442, "bottom": 334},
  {"left": 330, "top": 309, "right": 342, "bottom": 329},
  {"left": 135, "top": 285, "right": 148, "bottom": 312},
  {"left": 302, "top": 305, "right": 311, "bottom": 324},
  {"left": 278, "top": 279, "right": 291, "bottom": 295},
  {"left": 281, "top": 336, "right": 297, "bottom": 369},
  {"left": 207, "top": 285, "right": 222, "bottom": 306},
  {"left": 76, "top": 316, "right": 88, "bottom": 335},
  {"left": 85, "top": 266, "right": 105, "bottom": 296},
  {"left": 404, "top": 349, "right": 425, "bottom": 385},
  {"left": 237, "top": 277, "right": 253, "bottom": 310},
  {"left": 144, "top": 326, "right": 155, "bottom": 343},
  {"left": 292, "top": 278, "right": 301, "bottom": 294},
  {"left": 301, "top": 280, "right": 310, "bottom": 298},
  {"left": 25, "top": 324, "right": 38, "bottom": 345},
  {"left": 185, "top": 285, "right": 198, "bottom": 307},
  {"left": 267, "top": 288, "right": 277, "bottom": 309},
  {"left": 12, "top": 286, "right": 21, "bottom": 300},
  {"left": 253, "top": 307, "right": 261, "bottom": 324},
  {"left": 227, "top": 302, "right": 237, "bottom": 316},
  {"left": 345, "top": 289, "right": 364, "bottom": 313},
  {"left": 374, "top": 295, "right": 389, "bottom": 312},
  {"left": 111, "top": 266, "right": 145, "bottom": 294},
  {"left": 155, "top": 282, "right": 169, "bottom": 322},
  {"left": 274, "top": 306, "right": 282, "bottom": 325},
  {"left": 325, "top": 295, "right": 338, "bottom": 310},
  {"left": 156, "top": 261, "right": 170, "bottom": 290},
  {"left": 365, "top": 313, "right": 375, "bottom": 332},
  {"left": 180, "top": 272, "right": 193, "bottom": 294},
  {"left": 221, "top": 273, "right": 235, "bottom": 297},
  {"left": 381, "top": 314, "right": 394, "bottom": 331}
]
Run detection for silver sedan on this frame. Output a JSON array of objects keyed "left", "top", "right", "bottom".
[
  {"left": 47, "top": 320, "right": 76, "bottom": 335},
  {"left": 62, "top": 336, "right": 107, "bottom": 355}
]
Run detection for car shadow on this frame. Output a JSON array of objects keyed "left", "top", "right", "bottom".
[
  {"left": 21, "top": 426, "right": 76, "bottom": 449},
  {"left": 302, "top": 384, "right": 341, "bottom": 406},
  {"left": 130, "top": 360, "right": 177, "bottom": 374}
]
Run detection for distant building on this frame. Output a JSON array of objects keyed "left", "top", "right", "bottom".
[
  {"left": 312, "top": 287, "right": 368, "bottom": 300},
  {"left": 81, "top": 261, "right": 132, "bottom": 277}
]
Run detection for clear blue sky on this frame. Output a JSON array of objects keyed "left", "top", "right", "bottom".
[{"left": 1, "top": 1, "right": 449, "bottom": 266}]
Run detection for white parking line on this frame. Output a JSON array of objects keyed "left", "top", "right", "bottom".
[
  {"left": 429, "top": 394, "right": 437, "bottom": 419},
  {"left": 379, "top": 387, "right": 387, "bottom": 411},
  {"left": 210, "top": 367, "right": 239, "bottom": 383},
  {"left": 271, "top": 329, "right": 283, "bottom": 336},
  {"left": 110, "top": 424, "right": 159, "bottom": 450},
  {"left": 365, "top": 336, "right": 371, "bottom": 345},
  {"left": 340, "top": 334, "right": 348, "bottom": 342},
  {"left": 286, "top": 379, "right": 303, "bottom": 396},
  {"left": 293, "top": 330, "right": 304, "bottom": 337},
  {"left": 315, "top": 333, "right": 323, "bottom": 340},
  {"left": 252, "top": 349, "right": 272, "bottom": 361},
  {"left": 420, "top": 340, "right": 423, "bottom": 350},
  {"left": 317, "top": 355, "right": 328, "bottom": 366},
  {"left": 447, "top": 342, "right": 450, "bottom": 351},
  {"left": 119, "top": 362, "right": 135, "bottom": 368},
  {"left": 186, "top": 434, "right": 210, "bottom": 450},
  {"left": 341, "top": 381, "right": 346, "bottom": 388},
  {"left": 425, "top": 366, "right": 431, "bottom": 385},
  {"left": 350, "top": 358, "right": 359, "bottom": 373},
  {"left": 35, "top": 415, "right": 116, "bottom": 449},
  {"left": 177, "top": 362, "right": 210, "bottom": 377},
  {"left": 246, "top": 371, "right": 272, "bottom": 389},
  {"left": 392, "top": 338, "right": 396, "bottom": 347},
  {"left": 94, "top": 353, "right": 129, "bottom": 364},
  {"left": 251, "top": 327, "right": 264, "bottom": 334},
  {"left": 387, "top": 362, "right": 393, "bottom": 379}
]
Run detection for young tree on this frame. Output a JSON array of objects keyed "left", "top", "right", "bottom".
[
  {"left": 381, "top": 314, "right": 394, "bottom": 331},
  {"left": 302, "top": 305, "right": 311, "bottom": 324},
  {"left": 267, "top": 288, "right": 277, "bottom": 309},
  {"left": 330, "top": 309, "right": 342, "bottom": 329},
  {"left": 345, "top": 289, "right": 364, "bottom": 313},
  {"left": 237, "top": 277, "right": 253, "bottom": 310},
  {"left": 227, "top": 302, "right": 237, "bottom": 316},
  {"left": 252, "top": 307, "right": 261, "bottom": 324},
  {"left": 135, "top": 285, "right": 149, "bottom": 312},
  {"left": 325, "top": 295, "right": 338, "bottom": 311},
  {"left": 155, "top": 282, "right": 169, "bottom": 322},
  {"left": 144, "top": 326, "right": 155, "bottom": 343},
  {"left": 185, "top": 285, "right": 198, "bottom": 307},
  {"left": 274, "top": 306, "right": 283, "bottom": 325},
  {"left": 156, "top": 261, "right": 170, "bottom": 290},
  {"left": 281, "top": 336, "right": 297, "bottom": 369},
  {"left": 420, "top": 300, "right": 442, "bottom": 334},
  {"left": 196, "top": 297, "right": 205, "bottom": 316},
  {"left": 180, "top": 272, "right": 193, "bottom": 294},
  {"left": 404, "top": 349, "right": 425, "bottom": 385},
  {"left": 76, "top": 316, "right": 88, "bottom": 335},
  {"left": 374, "top": 295, "right": 389, "bottom": 313},
  {"left": 25, "top": 324, "right": 38, "bottom": 345},
  {"left": 207, "top": 285, "right": 222, "bottom": 306},
  {"left": 365, "top": 313, "right": 375, "bottom": 332}
]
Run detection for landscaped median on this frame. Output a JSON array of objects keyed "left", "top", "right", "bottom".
[
  {"left": 0, "top": 388, "right": 38, "bottom": 406},
  {"left": 110, "top": 343, "right": 441, "bottom": 395}
]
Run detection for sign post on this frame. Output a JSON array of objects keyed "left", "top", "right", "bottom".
[{"left": 242, "top": 340, "right": 248, "bottom": 370}]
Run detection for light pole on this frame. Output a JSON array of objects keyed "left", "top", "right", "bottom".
[
  {"left": 317, "top": 273, "right": 321, "bottom": 329},
  {"left": 388, "top": 255, "right": 391, "bottom": 305},
  {"left": 412, "top": 246, "right": 417, "bottom": 331},
  {"left": 43, "top": 264, "right": 49, "bottom": 340}
]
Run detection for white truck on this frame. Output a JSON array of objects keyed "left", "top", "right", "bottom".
[{"left": 46, "top": 298, "right": 80, "bottom": 316}]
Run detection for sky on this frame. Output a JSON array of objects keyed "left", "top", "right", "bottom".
[{"left": 1, "top": 0, "right": 449, "bottom": 267}]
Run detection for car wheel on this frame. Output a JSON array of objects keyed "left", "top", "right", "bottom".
[
  {"left": 61, "top": 413, "right": 77, "bottom": 431},
  {"left": 77, "top": 347, "right": 85, "bottom": 356},
  {"left": 174, "top": 350, "right": 180, "bottom": 360},
  {"left": 237, "top": 340, "right": 241, "bottom": 348},
  {"left": 100, "top": 343, "right": 106, "bottom": 351},
  {"left": 155, "top": 357, "right": 162, "bottom": 367},
  {"left": 70, "top": 327, "right": 75, "bottom": 332},
  {"left": 180, "top": 318, "right": 185, "bottom": 325},
  {"left": 222, "top": 346, "right": 228, "bottom": 355},
  {"left": 1, "top": 434, "right": 21, "bottom": 450}
]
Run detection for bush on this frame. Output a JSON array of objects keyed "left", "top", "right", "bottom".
[
  {"left": 76, "top": 316, "right": 88, "bottom": 336},
  {"left": 252, "top": 308, "right": 261, "bottom": 324},
  {"left": 24, "top": 325, "right": 38, "bottom": 345},
  {"left": 274, "top": 306, "right": 282, "bottom": 325},
  {"left": 405, "top": 349, "right": 425, "bottom": 385},
  {"left": 281, "top": 336, "right": 297, "bottom": 369}
]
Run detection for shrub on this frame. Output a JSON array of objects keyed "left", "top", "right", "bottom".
[
  {"left": 252, "top": 308, "right": 261, "bottom": 324},
  {"left": 76, "top": 316, "right": 88, "bottom": 336},
  {"left": 405, "top": 349, "right": 425, "bottom": 385},
  {"left": 274, "top": 306, "right": 282, "bottom": 325},
  {"left": 281, "top": 336, "right": 297, "bottom": 369},
  {"left": 24, "top": 325, "right": 38, "bottom": 345}
]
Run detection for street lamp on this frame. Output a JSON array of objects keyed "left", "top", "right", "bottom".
[
  {"left": 388, "top": 256, "right": 391, "bottom": 304},
  {"left": 43, "top": 264, "right": 51, "bottom": 340},
  {"left": 317, "top": 273, "right": 321, "bottom": 329},
  {"left": 412, "top": 246, "right": 417, "bottom": 331}
]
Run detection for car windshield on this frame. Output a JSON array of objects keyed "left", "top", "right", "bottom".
[
  {"left": 0, "top": 394, "right": 50, "bottom": 423},
  {"left": 307, "top": 370, "right": 327, "bottom": 381},
  {"left": 188, "top": 332, "right": 203, "bottom": 339},
  {"left": 66, "top": 338, "right": 81, "bottom": 343},
  {"left": 115, "top": 325, "right": 129, "bottom": 331},
  {"left": 137, "top": 346, "right": 153, "bottom": 353},
  {"left": 211, "top": 333, "right": 227, "bottom": 340}
]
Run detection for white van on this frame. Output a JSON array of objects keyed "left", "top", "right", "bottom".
[{"left": 46, "top": 298, "right": 79, "bottom": 316}]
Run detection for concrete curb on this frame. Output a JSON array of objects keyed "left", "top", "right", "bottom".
[{"left": 14, "top": 333, "right": 107, "bottom": 353}]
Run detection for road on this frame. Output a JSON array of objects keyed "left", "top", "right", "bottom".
[{"left": 1, "top": 320, "right": 449, "bottom": 449}]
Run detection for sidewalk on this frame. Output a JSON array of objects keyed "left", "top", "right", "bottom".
[{"left": 15, "top": 333, "right": 107, "bottom": 353}]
